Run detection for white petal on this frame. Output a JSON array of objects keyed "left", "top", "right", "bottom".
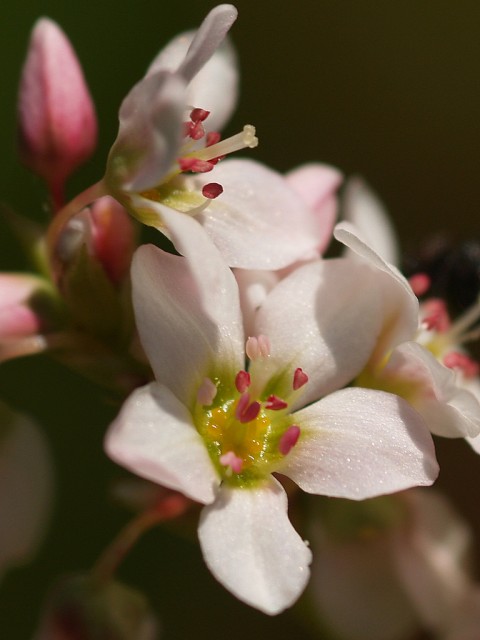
[
  {"left": 195, "top": 159, "right": 320, "bottom": 269},
  {"left": 105, "top": 383, "right": 219, "bottom": 504},
  {"left": 280, "top": 388, "right": 438, "bottom": 499},
  {"left": 198, "top": 477, "right": 312, "bottom": 614},
  {"left": 286, "top": 163, "right": 342, "bottom": 254},
  {"left": 132, "top": 208, "right": 243, "bottom": 406},
  {"left": 251, "top": 258, "right": 384, "bottom": 407},
  {"left": 107, "top": 72, "right": 186, "bottom": 193},
  {"left": 393, "top": 489, "right": 473, "bottom": 632},
  {"left": 335, "top": 221, "right": 419, "bottom": 360},
  {"left": 342, "top": 177, "right": 400, "bottom": 266},
  {"left": 234, "top": 268, "right": 280, "bottom": 337},
  {"left": 176, "top": 5, "right": 237, "bottom": 84},
  {"left": 147, "top": 31, "right": 238, "bottom": 133},
  {"left": 385, "top": 342, "right": 480, "bottom": 438},
  {"left": 309, "top": 523, "right": 418, "bottom": 640},
  {"left": 0, "top": 402, "right": 53, "bottom": 578}
]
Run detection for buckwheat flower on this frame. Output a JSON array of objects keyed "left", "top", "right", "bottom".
[
  {"left": 102, "top": 4, "right": 320, "bottom": 269},
  {"left": 336, "top": 222, "right": 480, "bottom": 440},
  {"left": 105, "top": 209, "right": 437, "bottom": 614},
  {"left": 308, "top": 488, "right": 480, "bottom": 640}
]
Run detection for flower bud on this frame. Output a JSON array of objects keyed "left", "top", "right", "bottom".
[
  {"left": 17, "top": 18, "right": 97, "bottom": 206},
  {"left": 34, "top": 574, "right": 159, "bottom": 640}
]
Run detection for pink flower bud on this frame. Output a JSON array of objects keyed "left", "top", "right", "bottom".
[
  {"left": 89, "top": 197, "right": 135, "bottom": 285},
  {"left": 0, "top": 274, "right": 56, "bottom": 339},
  {"left": 17, "top": 18, "right": 97, "bottom": 208}
]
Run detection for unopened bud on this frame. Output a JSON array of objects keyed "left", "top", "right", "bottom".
[{"left": 17, "top": 18, "right": 97, "bottom": 206}]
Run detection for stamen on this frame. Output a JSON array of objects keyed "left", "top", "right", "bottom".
[
  {"left": 220, "top": 451, "right": 243, "bottom": 474},
  {"left": 443, "top": 352, "right": 479, "bottom": 378},
  {"left": 206, "top": 131, "right": 221, "bottom": 146},
  {"left": 409, "top": 272, "right": 431, "bottom": 297},
  {"left": 421, "top": 299, "right": 450, "bottom": 332},
  {"left": 184, "top": 125, "right": 258, "bottom": 164},
  {"left": 178, "top": 158, "right": 215, "bottom": 173},
  {"left": 279, "top": 425, "right": 301, "bottom": 455},
  {"left": 202, "top": 183, "right": 223, "bottom": 199},
  {"left": 246, "top": 335, "right": 271, "bottom": 360},
  {"left": 265, "top": 395, "right": 288, "bottom": 410},
  {"left": 190, "top": 108, "right": 210, "bottom": 123},
  {"left": 235, "top": 393, "right": 261, "bottom": 423},
  {"left": 293, "top": 368, "right": 308, "bottom": 390},
  {"left": 235, "top": 370, "right": 251, "bottom": 393},
  {"left": 448, "top": 296, "right": 480, "bottom": 344},
  {"left": 197, "top": 377, "right": 217, "bottom": 406}
]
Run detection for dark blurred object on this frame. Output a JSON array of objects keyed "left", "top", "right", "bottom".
[{"left": 404, "top": 235, "right": 480, "bottom": 317}]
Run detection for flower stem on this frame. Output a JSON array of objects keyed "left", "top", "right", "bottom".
[
  {"left": 46, "top": 178, "right": 108, "bottom": 280},
  {"left": 91, "top": 493, "right": 190, "bottom": 584}
]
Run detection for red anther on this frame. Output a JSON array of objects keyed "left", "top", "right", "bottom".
[
  {"left": 235, "top": 370, "right": 251, "bottom": 393},
  {"left": 190, "top": 108, "right": 210, "bottom": 123},
  {"left": 443, "top": 351, "right": 479, "bottom": 378},
  {"left": 422, "top": 299, "right": 450, "bottom": 332},
  {"left": 206, "top": 131, "right": 221, "bottom": 146},
  {"left": 279, "top": 425, "right": 301, "bottom": 455},
  {"left": 293, "top": 368, "right": 308, "bottom": 390},
  {"left": 183, "top": 121, "right": 194, "bottom": 137},
  {"left": 178, "top": 157, "right": 215, "bottom": 173},
  {"left": 220, "top": 450, "right": 243, "bottom": 474},
  {"left": 202, "top": 182, "right": 223, "bottom": 199},
  {"left": 189, "top": 121, "right": 205, "bottom": 140},
  {"left": 409, "top": 272, "right": 431, "bottom": 297},
  {"left": 235, "top": 393, "right": 261, "bottom": 423},
  {"left": 265, "top": 395, "right": 288, "bottom": 410}
]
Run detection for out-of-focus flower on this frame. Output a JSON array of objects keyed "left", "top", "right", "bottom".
[
  {"left": 307, "top": 488, "right": 480, "bottom": 640},
  {"left": 336, "top": 222, "right": 480, "bottom": 441},
  {"left": 0, "top": 273, "right": 60, "bottom": 363},
  {"left": 34, "top": 574, "right": 159, "bottom": 640},
  {"left": 105, "top": 210, "right": 437, "bottom": 615},
  {"left": 103, "top": 5, "right": 320, "bottom": 270},
  {"left": 17, "top": 18, "right": 97, "bottom": 208},
  {"left": 0, "top": 400, "right": 53, "bottom": 580}
]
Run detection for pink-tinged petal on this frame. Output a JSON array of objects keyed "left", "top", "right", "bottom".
[
  {"left": 335, "top": 221, "right": 419, "bottom": 362},
  {"left": 286, "top": 163, "right": 342, "bottom": 254},
  {"left": 106, "top": 71, "right": 186, "bottom": 193},
  {"left": 132, "top": 209, "right": 243, "bottom": 406},
  {"left": 385, "top": 342, "right": 480, "bottom": 438},
  {"left": 280, "top": 388, "right": 438, "bottom": 499},
  {"left": 251, "top": 258, "right": 384, "bottom": 407},
  {"left": 105, "top": 383, "right": 219, "bottom": 504},
  {"left": 195, "top": 159, "right": 321, "bottom": 269},
  {"left": 198, "top": 477, "right": 312, "bottom": 614},
  {"left": 17, "top": 18, "right": 97, "bottom": 191},
  {"left": 0, "top": 401, "right": 53, "bottom": 577},
  {"left": 309, "top": 524, "right": 418, "bottom": 640},
  {"left": 147, "top": 31, "right": 238, "bottom": 133},
  {"left": 392, "top": 489, "right": 473, "bottom": 633},
  {"left": 342, "top": 178, "right": 400, "bottom": 267},
  {"left": 175, "top": 4, "right": 237, "bottom": 84}
]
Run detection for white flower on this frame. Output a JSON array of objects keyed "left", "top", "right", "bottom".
[
  {"left": 335, "top": 221, "right": 480, "bottom": 441},
  {"left": 104, "top": 4, "right": 320, "bottom": 270},
  {"left": 105, "top": 210, "right": 437, "bottom": 614}
]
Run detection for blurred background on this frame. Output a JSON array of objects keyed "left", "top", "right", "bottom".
[{"left": 1, "top": 1, "right": 480, "bottom": 638}]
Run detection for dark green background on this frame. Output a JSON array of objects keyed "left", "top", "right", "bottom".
[{"left": 1, "top": 1, "right": 480, "bottom": 638}]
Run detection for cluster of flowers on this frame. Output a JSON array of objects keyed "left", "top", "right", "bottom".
[{"left": 2, "top": 4, "right": 480, "bottom": 639}]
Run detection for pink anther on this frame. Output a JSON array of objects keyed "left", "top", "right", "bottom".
[
  {"left": 279, "top": 425, "right": 301, "bottom": 455},
  {"left": 206, "top": 131, "right": 221, "bottom": 146},
  {"left": 190, "top": 108, "right": 210, "bottom": 123},
  {"left": 265, "top": 395, "right": 288, "bottom": 410},
  {"left": 293, "top": 368, "right": 308, "bottom": 390},
  {"left": 235, "top": 393, "right": 261, "bottom": 423},
  {"left": 409, "top": 272, "right": 431, "bottom": 297},
  {"left": 178, "top": 157, "right": 215, "bottom": 173},
  {"left": 443, "top": 351, "right": 479, "bottom": 378},
  {"left": 220, "top": 450, "right": 243, "bottom": 474},
  {"left": 421, "top": 299, "right": 451, "bottom": 332},
  {"left": 235, "top": 370, "right": 251, "bottom": 393},
  {"left": 202, "top": 182, "right": 223, "bottom": 199},
  {"left": 197, "top": 377, "right": 217, "bottom": 406}
]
